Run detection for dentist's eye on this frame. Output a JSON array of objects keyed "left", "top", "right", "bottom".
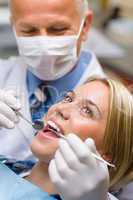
[
  {"left": 48, "top": 27, "right": 68, "bottom": 33},
  {"left": 20, "top": 27, "right": 38, "bottom": 36},
  {"left": 47, "top": 26, "right": 69, "bottom": 36}
]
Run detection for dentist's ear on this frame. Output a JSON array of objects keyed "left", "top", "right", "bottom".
[{"left": 81, "top": 10, "right": 93, "bottom": 41}]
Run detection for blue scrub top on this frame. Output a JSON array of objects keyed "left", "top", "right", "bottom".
[{"left": 0, "top": 162, "right": 61, "bottom": 200}]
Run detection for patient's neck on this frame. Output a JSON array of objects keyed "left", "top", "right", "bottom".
[{"left": 26, "top": 161, "right": 56, "bottom": 194}]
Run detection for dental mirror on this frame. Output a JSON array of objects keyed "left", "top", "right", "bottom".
[{"left": 32, "top": 120, "right": 44, "bottom": 130}]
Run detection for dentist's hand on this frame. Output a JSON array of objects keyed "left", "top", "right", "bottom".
[
  {"left": 49, "top": 134, "right": 109, "bottom": 200},
  {"left": 0, "top": 89, "right": 21, "bottom": 129}
]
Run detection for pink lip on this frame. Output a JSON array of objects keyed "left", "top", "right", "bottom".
[{"left": 37, "top": 130, "right": 59, "bottom": 141}]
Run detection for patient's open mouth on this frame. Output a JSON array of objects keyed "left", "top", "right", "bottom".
[
  {"left": 46, "top": 121, "right": 61, "bottom": 134},
  {"left": 38, "top": 120, "right": 64, "bottom": 139}
]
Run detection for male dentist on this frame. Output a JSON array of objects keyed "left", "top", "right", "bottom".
[{"left": 0, "top": 0, "right": 105, "bottom": 160}]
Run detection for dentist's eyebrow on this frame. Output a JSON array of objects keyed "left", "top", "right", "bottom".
[
  {"left": 18, "top": 22, "right": 36, "bottom": 27},
  {"left": 18, "top": 24, "right": 38, "bottom": 32}
]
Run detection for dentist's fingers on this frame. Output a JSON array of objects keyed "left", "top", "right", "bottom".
[
  {"left": 4, "top": 92, "right": 21, "bottom": 110},
  {"left": 59, "top": 139, "right": 80, "bottom": 170},
  {"left": 0, "top": 89, "right": 21, "bottom": 129},
  {"left": 0, "top": 102, "right": 19, "bottom": 123},
  {"left": 54, "top": 150, "right": 73, "bottom": 179},
  {"left": 0, "top": 113, "right": 15, "bottom": 129},
  {"left": 85, "top": 138, "right": 99, "bottom": 155},
  {"left": 0, "top": 89, "right": 21, "bottom": 110},
  {"left": 66, "top": 134, "right": 96, "bottom": 165},
  {"left": 85, "top": 138, "right": 109, "bottom": 172}
]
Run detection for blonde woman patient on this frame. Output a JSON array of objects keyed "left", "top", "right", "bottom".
[
  {"left": 2, "top": 78, "right": 132, "bottom": 200},
  {"left": 21, "top": 77, "right": 132, "bottom": 200}
]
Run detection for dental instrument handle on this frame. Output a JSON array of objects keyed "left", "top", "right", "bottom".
[
  {"left": 91, "top": 152, "right": 115, "bottom": 168},
  {"left": 17, "top": 111, "right": 34, "bottom": 126},
  {"left": 14, "top": 110, "right": 44, "bottom": 131}
]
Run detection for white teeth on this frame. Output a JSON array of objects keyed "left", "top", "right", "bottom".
[{"left": 47, "top": 121, "right": 60, "bottom": 132}]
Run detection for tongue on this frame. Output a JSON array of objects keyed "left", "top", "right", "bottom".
[{"left": 43, "top": 129, "right": 59, "bottom": 138}]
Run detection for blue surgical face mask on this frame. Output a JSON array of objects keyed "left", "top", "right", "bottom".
[{"left": 14, "top": 19, "right": 85, "bottom": 81}]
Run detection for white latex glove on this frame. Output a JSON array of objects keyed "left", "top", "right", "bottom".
[
  {"left": 49, "top": 134, "right": 109, "bottom": 200},
  {"left": 0, "top": 89, "right": 21, "bottom": 129}
]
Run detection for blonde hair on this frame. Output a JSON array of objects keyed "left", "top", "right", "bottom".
[
  {"left": 103, "top": 79, "right": 133, "bottom": 189},
  {"left": 87, "top": 77, "right": 133, "bottom": 190}
]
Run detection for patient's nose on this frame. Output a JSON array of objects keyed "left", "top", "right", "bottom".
[{"left": 56, "top": 104, "right": 71, "bottom": 121}]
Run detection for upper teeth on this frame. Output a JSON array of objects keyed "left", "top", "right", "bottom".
[{"left": 47, "top": 121, "right": 60, "bottom": 133}]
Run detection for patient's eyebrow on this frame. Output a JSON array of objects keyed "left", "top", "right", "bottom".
[
  {"left": 86, "top": 99, "right": 102, "bottom": 117},
  {"left": 67, "top": 90, "right": 76, "bottom": 98},
  {"left": 71, "top": 91, "right": 102, "bottom": 116}
]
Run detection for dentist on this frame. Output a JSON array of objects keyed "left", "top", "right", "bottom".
[{"left": 0, "top": 0, "right": 105, "bottom": 160}]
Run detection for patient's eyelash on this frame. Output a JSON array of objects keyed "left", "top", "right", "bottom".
[
  {"left": 80, "top": 105, "right": 93, "bottom": 117},
  {"left": 62, "top": 94, "right": 73, "bottom": 103}
]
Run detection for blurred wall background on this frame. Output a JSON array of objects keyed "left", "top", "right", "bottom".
[{"left": 0, "top": 0, "right": 18, "bottom": 58}]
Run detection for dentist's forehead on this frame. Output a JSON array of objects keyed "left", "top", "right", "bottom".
[{"left": 10, "top": 0, "right": 81, "bottom": 18}]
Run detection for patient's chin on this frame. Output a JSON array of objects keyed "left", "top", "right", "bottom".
[
  {"left": 34, "top": 151, "right": 55, "bottom": 165},
  {"left": 30, "top": 138, "right": 58, "bottom": 164},
  {"left": 31, "top": 148, "right": 55, "bottom": 164}
]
